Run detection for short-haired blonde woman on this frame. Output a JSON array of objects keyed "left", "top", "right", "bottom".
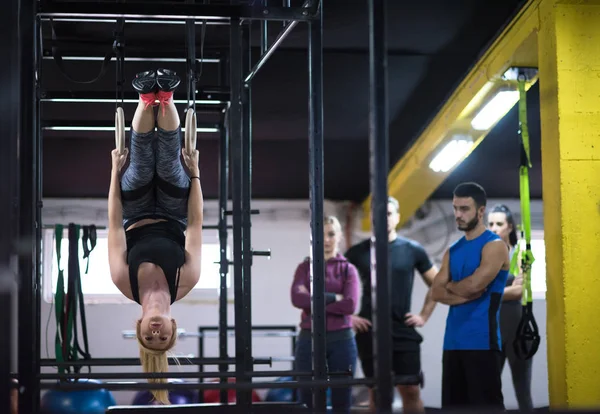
[{"left": 290, "top": 216, "right": 360, "bottom": 414}]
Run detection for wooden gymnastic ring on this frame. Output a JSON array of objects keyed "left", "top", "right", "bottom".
[
  {"left": 184, "top": 108, "right": 197, "bottom": 156},
  {"left": 115, "top": 106, "right": 125, "bottom": 154}
]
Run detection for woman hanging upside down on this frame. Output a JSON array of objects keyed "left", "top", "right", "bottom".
[{"left": 108, "top": 69, "right": 204, "bottom": 404}]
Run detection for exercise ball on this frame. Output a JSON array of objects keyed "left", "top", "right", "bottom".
[
  {"left": 265, "top": 377, "right": 332, "bottom": 406},
  {"left": 131, "top": 379, "right": 198, "bottom": 405},
  {"left": 265, "top": 377, "right": 295, "bottom": 402},
  {"left": 203, "top": 378, "right": 261, "bottom": 403},
  {"left": 40, "top": 379, "right": 116, "bottom": 414}
]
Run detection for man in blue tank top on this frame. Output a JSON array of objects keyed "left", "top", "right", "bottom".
[{"left": 431, "top": 182, "right": 510, "bottom": 410}]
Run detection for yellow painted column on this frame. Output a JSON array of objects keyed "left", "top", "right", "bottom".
[{"left": 538, "top": 0, "right": 600, "bottom": 408}]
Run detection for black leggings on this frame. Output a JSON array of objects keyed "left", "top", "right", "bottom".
[
  {"left": 500, "top": 302, "right": 534, "bottom": 411},
  {"left": 121, "top": 126, "right": 190, "bottom": 228}
]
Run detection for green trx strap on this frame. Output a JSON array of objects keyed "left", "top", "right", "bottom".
[
  {"left": 53, "top": 225, "right": 70, "bottom": 375},
  {"left": 512, "top": 76, "right": 541, "bottom": 360},
  {"left": 54, "top": 224, "right": 94, "bottom": 376}
]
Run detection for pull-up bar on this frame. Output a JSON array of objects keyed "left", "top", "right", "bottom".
[{"left": 37, "top": 2, "right": 316, "bottom": 22}]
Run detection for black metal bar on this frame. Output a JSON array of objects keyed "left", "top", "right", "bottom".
[
  {"left": 2, "top": 1, "right": 23, "bottom": 413},
  {"left": 229, "top": 11, "right": 249, "bottom": 409},
  {"left": 308, "top": 1, "right": 327, "bottom": 411},
  {"left": 225, "top": 208, "right": 259, "bottom": 215},
  {"left": 40, "top": 17, "right": 230, "bottom": 25},
  {"left": 251, "top": 249, "right": 271, "bottom": 258},
  {"left": 42, "top": 53, "right": 221, "bottom": 64},
  {"left": 197, "top": 327, "right": 205, "bottom": 403},
  {"left": 218, "top": 112, "right": 230, "bottom": 405},
  {"left": 37, "top": 3, "right": 315, "bottom": 22},
  {"left": 40, "top": 357, "right": 271, "bottom": 367},
  {"left": 203, "top": 224, "right": 232, "bottom": 230},
  {"left": 18, "top": 0, "right": 39, "bottom": 412},
  {"left": 1, "top": 0, "right": 18, "bottom": 266},
  {"left": 106, "top": 402, "right": 309, "bottom": 414},
  {"left": 79, "top": 223, "right": 223, "bottom": 233},
  {"left": 217, "top": 70, "right": 230, "bottom": 414},
  {"left": 261, "top": 0, "right": 268, "bottom": 53},
  {"left": 200, "top": 325, "right": 296, "bottom": 331},
  {"left": 240, "top": 18, "right": 254, "bottom": 410},
  {"left": 291, "top": 326, "right": 298, "bottom": 402},
  {"left": 123, "top": 328, "right": 296, "bottom": 339},
  {"left": 41, "top": 120, "right": 221, "bottom": 130},
  {"left": 38, "top": 369, "right": 351, "bottom": 381},
  {"left": 33, "top": 16, "right": 44, "bottom": 414},
  {"left": 186, "top": 0, "right": 196, "bottom": 111},
  {"left": 40, "top": 90, "right": 229, "bottom": 104},
  {"left": 0, "top": 278, "right": 15, "bottom": 414},
  {"left": 368, "top": 0, "right": 393, "bottom": 412},
  {"left": 244, "top": 17, "right": 300, "bottom": 84},
  {"left": 40, "top": 377, "right": 374, "bottom": 391},
  {"left": 283, "top": 0, "right": 291, "bottom": 27}
]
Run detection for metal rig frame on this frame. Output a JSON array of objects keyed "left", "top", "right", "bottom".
[{"left": 2, "top": 0, "right": 394, "bottom": 413}]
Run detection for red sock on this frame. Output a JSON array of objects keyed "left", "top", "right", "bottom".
[
  {"left": 139, "top": 92, "right": 158, "bottom": 110},
  {"left": 156, "top": 90, "right": 173, "bottom": 116}
]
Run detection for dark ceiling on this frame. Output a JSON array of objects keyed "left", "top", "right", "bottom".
[{"left": 41, "top": 0, "right": 540, "bottom": 204}]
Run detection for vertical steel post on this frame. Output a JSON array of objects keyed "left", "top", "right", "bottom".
[
  {"left": 17, "top": 0, "right": 40, "bottom": 412},
  {"left": 283, "top": 0, "right": 291, "bottom": 27},
  {"left": 0, "top": 279, "right": 15, "bottom": 414},
  {"left": 308, "top": 2, "right": 327, "bottom": 412},
  {"left": 229, "top": 11, "right": 249, "bottom": 409},
  {"left": 368, "top": 0, "right": 393, "bottom": 412},
  {"left": 240, "top": 18, "right": 254, "bottom": 408},
  {"left": 1, "top": 0, "right": 20, "bottom": 412},
  {"left": 261, "top": 0, "right": 269, "bottom": 53},
  {"left": 218, "top": 115, "right": 230, "bottom": 404},
  {"left": 34, "top": 17, "right": 44, "bottom": 413},
  {"left": 185, "top": 0, "right": 197, "bottom": 111},
  {"left": 197, "top": 327, "right": 205, "bottom": 403}
]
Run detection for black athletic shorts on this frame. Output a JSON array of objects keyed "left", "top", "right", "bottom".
[
  {"left": 442, "top": 350, "right": 505, "bottom": 410},
  {"left": 355, "top": 329, "right": 422, "bottom": 386}
]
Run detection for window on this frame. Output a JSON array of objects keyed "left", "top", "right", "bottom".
[
  {"left": 529, "top": 231, "right": 546, "bottom": 299},
  {"left": 42, "top": 228, "right": 231, "bottom": 304}
]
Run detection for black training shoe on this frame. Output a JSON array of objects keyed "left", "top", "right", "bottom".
[
  {"left": 156, "top": 68, "right": 181, "bottom": 92},
  {"left": 132, "top": 70, "right": 157, "bottom": 94}
]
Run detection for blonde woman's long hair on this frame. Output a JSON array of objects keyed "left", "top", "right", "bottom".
[{"left": 136, "top": 319, "right": 178, "bottom": 405}]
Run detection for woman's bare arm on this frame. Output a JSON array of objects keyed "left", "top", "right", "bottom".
[
  {"left": 177, "top": 149, "right": 204, "bottom": 299},
  {"left": 108, "top": 150, "right": 132, "bottom": 299}
]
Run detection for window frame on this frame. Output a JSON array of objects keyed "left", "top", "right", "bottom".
[
  {"left": 528, "top": 230, "right": 547, "bottom": 300},
  {"left": 41, "top": 228, "right": 233, "bottom": 305}
]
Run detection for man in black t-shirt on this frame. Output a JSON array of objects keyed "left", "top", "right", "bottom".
[{"left": 345, "top": 196, "right": 438, "bottom": 413}]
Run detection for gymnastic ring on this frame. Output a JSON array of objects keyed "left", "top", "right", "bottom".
[
  {"left": 184, "top": 108, "right": 197, "bottom": 156},
  {"left": 115, "top": 107, "right": 125, "bottom": 154}
]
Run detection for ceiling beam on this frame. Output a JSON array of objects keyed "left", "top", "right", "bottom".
[
  {"left": 360, "top": 0, "right": 541, "bottom": 230},
  {"left": 37, "top": 2, "right": 315, "bottom": 22}
]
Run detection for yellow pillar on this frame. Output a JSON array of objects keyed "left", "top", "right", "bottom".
[{"left": 538, "top": 0, "right": 600, "bottom": 408}]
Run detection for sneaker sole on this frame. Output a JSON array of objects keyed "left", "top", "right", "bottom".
[
  {"left": 132, "top": 70, "right": 157, "bottom": 94},
  {"left": 157, "top": 77, "right": 181, "bottom": 92}
]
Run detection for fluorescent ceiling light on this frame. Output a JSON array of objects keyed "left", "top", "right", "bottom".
[
  {"left": 44, "top": 126, "right": 219, "bottom": 133},
  {"left": 429, "top": 137, "right": 473, "bottom": 173},
  {"left": 38, "top": 13, "right": 227, "bottom": 21},
  {"left": 470, "top": 90, "right": 519, "bottom": 131},
  {"left": 41, "top": 98, "right": 223, "bottom": 105},
  {"left": 41, "top": 18, "right": 228, "bottom": 25},
  {"left": 42, "top": 56, "right": 219, "bottom": 63}
]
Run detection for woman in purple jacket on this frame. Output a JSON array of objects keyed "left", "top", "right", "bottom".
[{"left": 290, "top": 215, "right": 360, "bottom": 413}]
